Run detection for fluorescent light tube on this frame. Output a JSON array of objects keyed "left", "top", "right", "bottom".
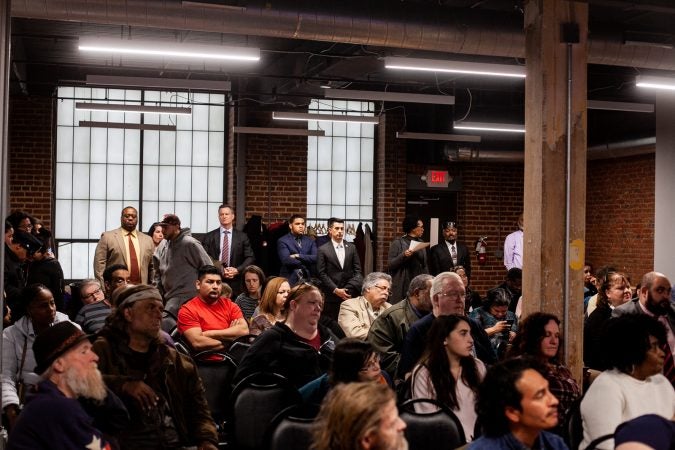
[
  {"left": 324, "top": 88, "right": 454, "bottom": 105},
  {"left": 273, "top": 112, "right": 379, "bottom": 124},
  {"left": 636, "top": 75, "right": 675, "bottom": 91},
  {"left": 79, "top": 121, "right": 177, "bottom": 131},
  {"left": 76, "top": 102, "right": 192, "bottom": 115},
  {"left": 384, "top": 57, "right": 526, "bottom": 78},
  {"left": 86, "top": 75, "right": 231, "bottom": 91},
  {"left": 233, "top": 126, "right": 326, "bottom": 136},
  {"left": 78, "top": 37, "right": 260, "bottom": 62},
  {"left": 587, "top": 100, "right": 654, "bottom": 113},
  {"left": 396, "top": 131, "right": 481, "bottom": 143},
  {"left": 454, "top": 121, "right": 525, "bottom": 133}
]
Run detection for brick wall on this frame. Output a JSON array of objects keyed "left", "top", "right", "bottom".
[{"left": 8, "top": 94, "right": 53, "bottom": 228}]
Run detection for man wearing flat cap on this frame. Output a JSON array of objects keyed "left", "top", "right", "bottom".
[
  {"left": 8, "top": 322, "right": 114, "bottom": 449},
  {"left": 93, "top": 284, "right": 218, "bottom": 450},
  {"left": 429, "top": 220, "right": 471, "bottom": 277}
]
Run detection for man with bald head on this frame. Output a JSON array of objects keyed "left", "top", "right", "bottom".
[{"left": 613, "top": 271, "right": 675, "bottom": 386}]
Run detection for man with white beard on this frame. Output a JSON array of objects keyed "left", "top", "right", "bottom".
[{"left": 8, "top": 322, "right": 113, "bottom": 449}]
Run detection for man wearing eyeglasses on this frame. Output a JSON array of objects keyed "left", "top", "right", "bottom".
[
  {"left": 338, "top": 272, "right": 393, "bottom": 339},
  {"left": 397, "top": 271, "right": 496, "bottom": 380},
  {"left": 75, "top": 264, "right": 130, "bottom": 334}
]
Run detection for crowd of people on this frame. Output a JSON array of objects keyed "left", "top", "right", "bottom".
[{"left": 2, "top": 206, "right": 674, "bottom": 449}]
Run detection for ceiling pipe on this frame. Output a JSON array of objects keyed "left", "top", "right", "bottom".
[{"left": 11, "top": 0, "right": 675, "bottom": 71}]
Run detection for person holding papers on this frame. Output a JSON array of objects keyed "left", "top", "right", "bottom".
[{"left": 387, "top": 216, "right": 429, "bottom": 304}]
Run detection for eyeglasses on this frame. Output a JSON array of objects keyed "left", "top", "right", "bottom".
[
  {"left": 83, "top": 287, "right": 102, "bottom": 300},
  {"left": 438, "top": 291, "right": 464, "bottom": 300},
  {"left": 373, "top": 285, "right": 391, "bottom": 293},
  {"left": 360, "top": 354, "right": 381, "bottom": 372}
]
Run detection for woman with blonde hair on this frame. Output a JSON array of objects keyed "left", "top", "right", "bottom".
[{"left": 249, "top": 276, "right": 290, "bottom": 335}]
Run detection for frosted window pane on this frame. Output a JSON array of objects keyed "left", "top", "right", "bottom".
[
  {"left": 72, "top": 200, "right": 90, "bottom": 239},
  {"left": 307, "top": 205, "right": 316, "bottom": 221},
  {"left": 193, "top": 132, "right": 208, "bottom": 166},
  {"left": 361, "top": 173, "right": 373, "bottom": 203},
  {"left": 70, "top": 243, "right": 93, "bottom": 279},
  {"left": 143, "top": 166, "right": 159, "bottom": 201},
  {"left": 57, "top": 127, "right": 73, "bottom": 162},
  {"left": 207, "top": 168, "right": 223, "bottom": 202},
  {"left": 332, "top": 121, "right": 346, "bottom": 136},
  {"left": 107, "top": 165, "right": 124, "bottom": 200},
  {"left": 108, "top": 89, "right": 125, "bottom": 100},
  {"left": 124, "top": 130, "right": 141, "bottom": 164},
  {"left": 317, "top": 171, "right": 331, "bottom": 204},
  {"left": 207, "top": 203, "right": 221, "bottom": 230},
  {"left": 145, "top": 111, "right": 159, "bottom": 125},
  {"left": 91, "top": 128, "right": 108, "bottom": 163},
  {"left": 333, "top": 100, "right": 347, "bottom": 111},
  {"left": 89, "top": 165, "right": 107, "bottom": 200},
  {"left": 210, "top": 93, "right": 225, "bottom": 104},
  {"left": 158, "top": 202, "right": 175, "bottom": 219},
  {"left": 159, "top": 167, "right": 176, "bottom": 201},
  {"left": 332, "top": 206, "right": 346, "bottom": 218},
  {"left": 317, "top": 205, "right": 331, "bottom": 219},
  {"left": 55, "top": 200, "right": 72, "bottom": 239},
  {"left": 346, "top": 122, "right": 361, "bottom": 137},
  {"left": 193, "top": 104, "right": 209, "bottom": 130},
  {"left": 317, "top": 121, "right": 331, "bottom": 135},
  {"left": 142, "top": 202, "right": 160, "bottom": 229},
  {"left": 307, "top": 137, "right": 318, "bottom": 169},
  {"left": 361, "top": 142, "right": 374, "bottom": 171},
  {"left": 332, "top": 137, "right": 346, "bottom": 170},
  {"left": 74, "top": 108, "right": 91, "bottom": 123},
  {"left": 317, "top": 138, "right": 332, "bottom": 170},
  {"left": 72, "top": 164, "right": 90, "bottom": 199},
  {"left": 175, "top": 167, "right": 192, "bottom": 201},
  {"left": 126, "top": 90, "right": 142, "bottom": 101},
  {"left": 161, "top": 132, "right": 178, "bottom": 165},
  {"left": 91, "top": 110, "right": 108, "bottom": 122},
  {"left": 307, "top": 171, "right": 317, "bottom": 204},
  {"left": 74, "top": 129, "right": 91, "bottom": 163},
  {"left": 89, "top": 201, "right": 107, "bottom": 239},
  {"left": 174, "top": 202, "right": 191, "bottom": 224},
  {"left": 346, "top": 172, "right": 360, "bottom": 204},
  {"left": 208, "top": 132, "right": 225, "bottom": 166},
  {"left": 176, "top": 112, "right": 192, "bottom": 130},
  {"left": 108, "top": 109, "right": 124, "bottom": 123},
  {"left": 191, "top": 167, "right": 208, "bottom": 201},
  {"left": 57, "top": 98, "right": 74, "bottom": 126},
  {"left": 106, "top": 201, "right": 124, "bottom": 230},
  {"left": 362, "top": 123, "right": 375, "bottom": 138},
  {"left": 209, "top": 105, "right": 225, "bottom": 131},
  {"left": 144, "top": 131, "right": 159, "bottom": 164},
  {"left": 191, "top": 203, "right": 208, "bottom": 232},
  {"left": 57, "top": 242, "right": 72, "bottom": 278},
  {"left": 107, "top": 130, "right": 124, "bottom": 164},
  {"left": 56, "top": 163, "right": 73, "bottom": 199},
  {"left": 124, "top": 165, "right": 140, "bottom": 199},
  {"left": 125, "top": 112, "right": 141, "bottom": 124},
  {"left": 74, "top": 87, "right": 90, "bottom": 99},
  {"left": 346, "top": 139, "right": 361, "bottom": 171},
  {"left": 346, "top": 206, "right": 359, "bottom": 221},
  {"left": 331, "top": 172, "right": 346, "bottom": 205},
  {"left": 175, "top": 132, "right": 191, "bottom": 165},
  {"left": 360, "top": 206, "right": 372, "bottom": 220}
]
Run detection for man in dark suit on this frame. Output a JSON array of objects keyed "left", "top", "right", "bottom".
[
  {"left": 277, "top": 214, "right": 317, "bottom": 286},
  {"left": 612, "top": 271, "right": 675, "bottom": 386},
  {"left": 428, "top": 221, "right": 471, "bottom": 277},
  {"left": 317, "top": 218, "right": 364, "bottom": 320},
  {"left": 200, "top": 204, "right": 255, "bottom": 297}
]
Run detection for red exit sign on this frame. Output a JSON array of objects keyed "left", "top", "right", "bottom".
[{"left": 425, "top": 169, "right": 451, "bottom": 188}]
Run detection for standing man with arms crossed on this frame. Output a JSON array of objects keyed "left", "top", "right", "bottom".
[{"left": 278, "top": 214, "right": 318, "bottom": 286}]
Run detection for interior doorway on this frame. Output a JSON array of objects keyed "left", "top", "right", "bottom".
[{"left": 406, "top": 190, "right": 458, "bottom": 246}]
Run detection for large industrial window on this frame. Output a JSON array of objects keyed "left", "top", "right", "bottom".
[
  {"left": 55, "top": 87, "right": 225, "bottom": 279},
  {"left": 306, "top": 99, "right": 374, "bottom": 237}
]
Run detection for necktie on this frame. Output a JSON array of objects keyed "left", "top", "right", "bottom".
[
  {"left": 337, "top": 244, "right": 345, "bottom": 268},
  {"left": 221, "top": 230, "right": 230, "bottom": 267},
  {"left": 450, "top": 244, "right": 457, "bottom": 264},
  {"left": 127, "top": 233, "right": 141, "bottom": 283},
  {"left": 296, "top": 236, "right": 302, "bottom": 249}
]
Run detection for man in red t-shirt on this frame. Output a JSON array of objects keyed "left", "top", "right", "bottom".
[{"left": 177, "top": 265, "right": 249, "bottom": 353}]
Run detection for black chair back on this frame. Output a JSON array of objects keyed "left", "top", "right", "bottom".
[
  {"left": 563, "top": 395, "right": 584, "bottom": 450},
  {"left": 398, "top": 398, "right": 466, "bottom": 450},
  {"left": 268, "top": 404, "right": 320, "bottom": 450},
  {"left": 195, "top": 354, "right": 238, "bottom": 423},
  {"left": 227, "top": 334, "right": 256, "bottom": 365}
]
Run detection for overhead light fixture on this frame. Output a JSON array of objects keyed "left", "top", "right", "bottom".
[
  {"left": 587, "top": 100, "right": 654, "bottom": 113},
  {"left": 636, "top": 75, "right": 675, "bottom": 91},
  {"left": 76, "top": 102, "right": 192, "bottom": 115},
  {"left": 233, "top": 126, "right": 325, "bottom": 137},
  {"left": 454, "top": 121, "right": 525, "bottom": 133},
  {"left": 78, "top": 37, "right": 260, "bottom": 62},
  {"left": 79, "top": 121, "right": 177, "bottom": 131},
  {"left": 86, "top": 75, "right": 231, "bottom": 92},
  {"left": 273, "top": 112, "right": 379, "bottom": 124},
  {"left": 324, "top": 88, "right": 454, "bottom": 105},
  {"left": 384, "top": 56, "right": 526, "bottom": 79},
  {"left": 396, "top": 131, "right": 481, "bottom": 143}
]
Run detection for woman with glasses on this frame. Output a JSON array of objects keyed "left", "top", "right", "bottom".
[
  {"left": 338, "top": 272, "right": 393, "bottom": 339},
  {"left": 234, "top": 283, "right": 339, "bottom": 388},
  {"left": 249, "top": 276, "right": 290, "bottom": 335},
  {"left": 300, "top": 338, "right": 391, "bottom": 405},
  {"left": 411, "top": 314, "right": 485, "bottom": 441}
]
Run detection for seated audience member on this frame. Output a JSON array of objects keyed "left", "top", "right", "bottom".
[
  {"left": 75, "top": 265, "right": 131, "bottom": 334},
  {"left": 507, "top": 312, "right": 580, "bottom": 437},
  {"left": 614, "top": 414, "right": 675, "bottom": 450},
  {"left": 469, "top": 357, "right": 567, "bottom": 450},
  {"left": 367, "top": 274, "right": 432, "bottom": 377},
  {"left": 469, "top": 288, "right": 518, "bottom": 359},
  {"left": 411, "top": 315, "right": 486, "bottom": 441},
  {"left": 585, "top": 265, "right": 617, "bottom": 316},
  {"left": 487, "top": 268, "right": 522, "bottom": 313},
  {"left": 5, "top": 230, "right": 43, "bottom": 320},
  {"left": 234, "top": 283, "right": 338, "bottom": 388},
  {"left": 300, "top": 338, "right": 390, "bottom": 405},
  {"left": 580, "top": 314, "right": 675, "bottom": 450},
  {"left": 312, "top": 382, "right": 407, "bottom": 450},
  {"left": 452, "top": 265, "right": 482, "bottom": 313},
  {"left": 235, "top": 265, "right": 265, "bottom": 321},
  {"left": 7, "top": 322, "right": 121, "bottom": 449},
  {"left": 583, "top": 263, "right": 598, "bottom": 299},
  {"left": 2, "top": 284, "right": 76, "bottom": 429},
  {"left": 93, "top": 285, "right": 219, "bottom": 450},
  {"left": 177, "top": 265, "right": 248, "bottom": 354},
  {"left": 338, "top": 272, "right": 393, "bottom": 339},
  {"left": 397, "top": 272, "right": 495, "bottom": 380},
  {"left": 584, "top": 271, "right": 631, "bottom": 371},
  {"left": 249, "top": 276, "right": 290, "bottom": 335}
]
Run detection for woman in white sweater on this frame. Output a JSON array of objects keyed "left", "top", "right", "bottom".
[
  {"left": 580, "top": 314, "right": 675, "bottom": 450},
  {"left": 411, "top": 314, "right": 486, "bottom": 442}
]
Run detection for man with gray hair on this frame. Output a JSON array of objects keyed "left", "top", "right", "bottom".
[
  {"left": 338, "top": 272, "right": 393, "bottom": 339},
  {"left": 368, "top": 274, "right": 433, "bottom": 377},
  {"left": 397, "top": 272, "right": 495, "bottom": 380}
]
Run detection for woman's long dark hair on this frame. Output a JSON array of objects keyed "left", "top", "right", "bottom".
[
  {"left": 419, "top": 315, "right": 481, "bottom": 410},
  {"left": 329, "top": 338, "right": 375, "bottom": 385},
  {"left": 508, "top": 312, "right": 562, "bottom": 363}
]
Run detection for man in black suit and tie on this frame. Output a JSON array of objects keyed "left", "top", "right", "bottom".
[
  {"left": 429, "top": 221, "right": 471, "bottom": 277},
  {"left": 200, "top": 204, "right": 255, "bottom": 297},
  {"left": 317, "top": 218, "right": 364, "bottom": 320}
]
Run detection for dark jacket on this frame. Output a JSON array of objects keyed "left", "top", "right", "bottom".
[
  {"left": 27, "top": 257, "right": 65, "bottom": 312},
  {"left": 92, "top": 329, "right": 218, "bottom": 448},
  {"left": 428, "top": 240, "right": 472, "bottom": 277},
  {"left": 233, "top": 322, "right": 337, "bottom": 389},
  {"left": 277, "top": 233, "right": 318, "bottom": 285},
  {"left": 387, "top": 236, "right": 429, "bottom": 304},
  {"left": 201, "top": 227, "right": 255, "bottom": 297},
  {"left": 4, "top": 245, "right": 26, "bottom": 319}
]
